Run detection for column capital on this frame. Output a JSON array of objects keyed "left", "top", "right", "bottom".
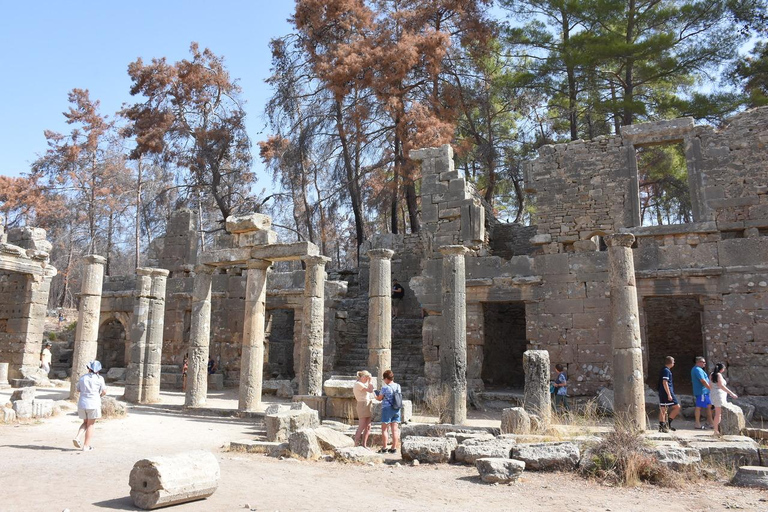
[
  {"left": 137, "top": 267, "right": 170, "bottom": 279},
  {"left": 367, "top": 248, "right": 394, "bottom": 260},
  {"left": 605, "top": 233, "right": 635, "bottom": 248},
  {"left": 439, "top": 245, "right": 470, "bottom": 257},
  {"left": 246, "top": 258, "right": 272, "bottom": 270},
  {"left": 83, "top": 254, "right": 107, "bottom": 265},
  {"left": 303, "top": 255, "right": 331, "bottom": 267}
]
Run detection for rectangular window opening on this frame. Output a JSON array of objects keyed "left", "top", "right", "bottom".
[{"left": 635, "top": 142, "right": 693, "bottom": 226}]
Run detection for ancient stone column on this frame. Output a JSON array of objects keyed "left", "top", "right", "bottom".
[
  {"left": 605, "top": 233, "right": 646, "bottom": 431},
  {"left": 239, "top": 259, "right": 271, "bottom": 412},
  {"left": 299, "top": 255, "right": 330, "bottom": 396},
  {"left": 142, "top": 268, "right": 169, "bottom": 403},
  {"left": 125, "top": 269, "right": 153, "bottom": 403},
  {"left": 440, "top": 245, "right": 469, "bottom": 425},
  {"left": 523, "top": 350, "right": 551, "bottom": 427},
  {"left": 69, "top": 254, "right": 106, "bottom": 401},
  {"left": 0, "top": 362, "right": 10, "bottom": 389},
  {"left": 367, "top": 249, "right": 394, "bottom": 386},
  {"left": 185, "top": 266, "right": 214, "bottom": 408}
]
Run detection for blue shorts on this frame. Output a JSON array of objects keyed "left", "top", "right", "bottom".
[
  {"left": 381, "top": 406, "right": 401, "bottom": 424},
  {"left": 695, "top": 394, "right": 712, "bottom": 408}
]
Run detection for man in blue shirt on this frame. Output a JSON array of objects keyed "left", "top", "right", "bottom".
[{"left": 691, "top": 356, "right": 713, "bottom": 429}]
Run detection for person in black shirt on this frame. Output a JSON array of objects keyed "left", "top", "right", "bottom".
[{"left": 392, "top": 279, "right": 405, "bottom": 319}]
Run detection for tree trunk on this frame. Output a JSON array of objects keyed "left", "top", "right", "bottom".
[
  {"left": 106, "top": 212, "right": 113, "bottom": 276},
  {"left": 623, "top": 0, "right": 636, "bottom": 127},
  {"left": 135, "top": 158, "right": 143, "bottom": 269},
  {"left": 334, "top": 99, "right": 365, "bottom": 262}
]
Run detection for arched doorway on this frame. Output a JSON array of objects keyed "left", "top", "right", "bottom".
[{"left": 96, "top": 318, "right": 127, "bottom": 372}]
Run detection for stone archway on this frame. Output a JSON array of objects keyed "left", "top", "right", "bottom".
[{"left": 96, "top": 315, "right": 129, "bottom": 372}]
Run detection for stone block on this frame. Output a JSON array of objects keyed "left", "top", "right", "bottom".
[
  {"left": 265, "top": 407, "right": 320, "bottom": 442},
  {"left": 509, "top": 442, "right": 580, "bottom": 471},
  {"left": 262, "top": 379, "right": 294, "bottom": 398},
  {"left": 475, "top": 458, "right": 525, "bottom": 484},
  {"left": 289, "top": 429, "right": 322, "bottom": 460},
  {"left": 1, "top": 406, "right": 16, "bottom": 423},
  {"left": 688, "top": 438, "right": 759, "bottom": 466},
  {"left": 129, "top": 451, "right": 219, "bottom": 510},
  {"left": 455, "top": 438, "right": 517, "bottom": 464},
  {"left": 720, "top": 402, "right": 746, "bottom": 435},
  {"left": 642, "top": 445, "right": 701, "bottom": 470},
  {"left": 731, "top": 466, "right": 768, "bottom": 489},
  {"left": 207, "top": 373, "right": 224, "bottom": 391},
  {"left": 225, "top": 213, "right": 272, "bottom": 233},
  {"left": 323, "top": 377, "right": 357, "bottom": 398},
  {"left": 314, "top": 426, "right": 354, "bottom": 451},
  {"left": 32, "top": 399, "right": 55, "bottom": 418},
  {"left": 105, "top": 367, "right": 126, "bottom": 383},
  {"left": 334, "top": 446, "right": 385, "bottom": 464},
  {"left": 10, "top": 386, "right": 35, "bottom": 402},
  {"left": 12, "top": 399, "right": 33, "bottom": 419},
  {"left": 229, "top": 439, "right": 286, "bottom": 456},
  {"left": 501, "top": 407, "right": 531, "bottom": 435},
  {"left": 401, "top": 436, "right": 458, "bottom": 463},
  {"left": 718, "top": 238, "right": 768, "bottom": 267}
]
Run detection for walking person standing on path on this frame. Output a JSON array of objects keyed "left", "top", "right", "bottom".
[
  {"left": 691, "top": 356, "right": 714, "bottom": 429},
  {"left": 658, "top": 356, "right": 681, "bottom": 433},
  {"left": 711, "top": 362, "right": 738, "bottom": 437},
  {"left": 553, "top": 364, "right": 569, "bottom": 412},
  {"left": 73, "top": 360, "right": 106, "bottom": 451},
  {"left": 375, "top": 369, "right": 402, "bottom": 453},
  {"left": 353, "top": 370, "right": 375, "bottom": 448}
]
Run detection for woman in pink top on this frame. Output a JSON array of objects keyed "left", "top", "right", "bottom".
[{"left": 353, "top": 370, "right": 374, "bottom": 448}]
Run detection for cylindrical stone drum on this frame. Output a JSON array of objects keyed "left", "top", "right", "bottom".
[{"left": 129, "top": 451, "right": 220, "bottom": 510}]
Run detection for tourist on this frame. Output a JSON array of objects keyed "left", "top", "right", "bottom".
[
  {"left": 353, "top": 370, "right": 375, "bottom": 448},
  {"left": 40, "top": 341, "right": 52, "bottom": 376},
  {"left": 182, "top": 354, "right": 189, "bottom": 391},
  {"left": 73, "top": 360, "right": 107, "bottom": 451},
  {"left": 208, "top": 356, "right": 216, "bottom": 375},
  {"left": 375, "top": 369, "right": 402, "bottom": 453},
  {"left": 690, "top": 356, "right": 713, "bottom": 429},
  {"left": 553, "top": 364, "right": 569, "bottom": 412},
  {"left": 392, "top": 279, "right": 404, "bottom": 319},
  {"left": 658, "top": 356, "right": 680, "bottom": 433},
  {"left": 711, "top": 362, "right": 738, "bottom": 436}
]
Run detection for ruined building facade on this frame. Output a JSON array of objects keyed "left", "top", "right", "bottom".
[{"left": 82, "top": 106, "right": 768, "bottom": 397}]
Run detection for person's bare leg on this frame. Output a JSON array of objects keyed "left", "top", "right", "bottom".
[
  {"left": 362, "top": 418, "right": 372, "bottom": 448},
  {"left": 354, "top": 420, "right": 364, "bottom": 446},
  {"left": 669, "top": 404, "right": 680, "bottom": 420},
  {"left": 83, "top": 419, "right": 95, "bottom": 449},
  {"left": 706, "top": 406, "right": 714, "bottom": 427},
  {"left": 381, "top": 423, "right": 389, "bottom": 451},
  {"left": 713, "top": 406, "right": 722, "bottom": 435},
  {"left": 392, "top": 422, "right": 400, "bottom": 450},
  {"left": 694, "top": 407, "right": 702, "bottom": 428}
]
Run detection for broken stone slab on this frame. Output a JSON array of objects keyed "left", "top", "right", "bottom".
[
  {"left": 642, "top": 445, "right": 701, "bottom": 470},
  {"left": 32, "top": 399, "right": 55, "bottom": 418},
  {"left": 401, "top": 436, "right": 458, "bottom": 463},
  {"left": 105, "top": 367, "right": 126, "bottom": 383},
  {"left": 445, "top": 432, "right": 495, "bottom": 444},
  {"left": 101, "top": 396, "right": 127, "bottom": 418},
  {"left": 509, "top": 442, "right": 580, "bottom": 471},
  {"left": 262, "top": 379, "right": 293, "bottom": 398},
  {"left": 314, "top": 426, "right": 354, "bottom": 451},
  {"left": 129, "top": 451, "right": 219, "bottom": 510},
  {"left": 251, "top": 242, "right": 319, "bottom": 262},
  {"left": 688, "top": 437, "right": 760, "bottom": 467},
  {"left": 731, "top": 466, "right": 768, "bottom": 489},
  {"left": 229, "top": 440, "right": 289, "bottom": 458},
  {"left": 322, "top": 376, "right": 357, "bottom": 398},
  {"left": 743, "top": 428, "right": 768, "bottom": 441},
  {"left": 475, "top": 458, "right": 526, "bottom": 484},
  {"left": 455, "top": 438, "right": 517, "bottom": 465},
  {"left": 225, "top": 213, "right": 272, "bottom": 233},
  {"left": 265, "top": 404, "right": 320, "bottom": 442},
  {"left": 12, "top": 399, "right": 33, "bottom": 419},
  {"left": 10, "top": 379, "right": 36, "bottom": 388},
  {"left": 400, "top": 423, "right": 500, "bottom": 440},
  {"left": 10, "top": 387, "right": 36, "bottom": 402},
  {"left": 2, "top": 406, "right": 16, "bottom": 423},
  {"left": 334, "top": 446, "right": 386, "bottom": 464},
  {"left": 720, "top": 402, "right": 746, "bottom": 435},
  {"left": 289, "top": 429, "right": 322, "bottom": 460},
  {"left": 501, "top": 407, "right": 531, "bottom": 435}
]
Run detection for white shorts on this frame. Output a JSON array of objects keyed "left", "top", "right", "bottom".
[
  {"left": 41, "top": 362, "right": 50, "bottom": 374},
  {"left": 78, "top": 408, "right": 101, "bottom": 420}
]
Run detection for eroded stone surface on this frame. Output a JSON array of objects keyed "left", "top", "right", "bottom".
[
  {"left": 731, "top": 466, "right": 768, "bottom": 489},
  {"left": 401, "top": 436, "right": 458, "bottom": 463},
  {"left": 501, "top": 407, "right": 531, "bottom": 435},
  {"left": 455, "top": 438, "right": 516, "bottom": 464},
  {"left": 475, "top": 457, "right": 525, "bottom": 483},
  {"left": 129, "top": 451, "right": 219, "bottom": 510},
  {"left": 509, "top": 442, "right": 580, "bottom": 471}
]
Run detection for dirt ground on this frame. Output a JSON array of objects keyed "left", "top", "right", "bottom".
[{"left": 2, "top": 386, "right": 767, "bottom": 512}]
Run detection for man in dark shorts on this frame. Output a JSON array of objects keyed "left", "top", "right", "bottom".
[
  {"left": 658, "top": 355, "right": 681, "bottom": 432},
  {"left": 392, "top": 279, "right": 405, "bottom": 319}
]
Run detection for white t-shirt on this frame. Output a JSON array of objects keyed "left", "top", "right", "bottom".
[
  {"left": 77, "top": 373, "right": 106, "bottom": 410},
  {"left": 41, "top": 348, "right": 52, "bottom": 366}
]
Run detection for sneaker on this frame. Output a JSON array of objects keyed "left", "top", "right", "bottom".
[
  {"left": 387, "top": 448, "right": 397, "bottom": 454},
  {"left": 378, "top": 448, "right": 388, "bottom": 454},
  {"left": 73, "top": 438, "right": 82, "bottom": 449},
  {"left": 659, "top": 423, "right": 669, "bottom": 433},
  {"left": 82, "top": 446, "right": 94, "bottom": 452}
]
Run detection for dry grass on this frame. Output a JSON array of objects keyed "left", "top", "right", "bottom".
[{"left": 423, "top": 385, "right": 452, "bottom": 423}]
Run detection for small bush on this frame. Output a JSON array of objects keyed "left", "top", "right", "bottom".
[
  {"left": 424, "top": 385, "right": 452, "bottom": 423},
  {"left": 65, "top": 321, "right": 77, "bottom": 332},
  {"left": 47, "top": 332, "right": 57, "bottom": 341}
]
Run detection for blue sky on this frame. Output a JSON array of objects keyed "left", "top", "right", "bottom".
[{"left": 0, "top": 1, "right": 295, "bottom": 183}]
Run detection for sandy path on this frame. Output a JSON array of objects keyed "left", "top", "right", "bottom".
[{"left": 1, "top": 387, "right": 767, "bottom": 512}]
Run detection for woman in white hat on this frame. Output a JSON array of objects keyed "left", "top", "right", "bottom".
[{"left": 73, "top": 360, "right": 106, "bottom": 451}]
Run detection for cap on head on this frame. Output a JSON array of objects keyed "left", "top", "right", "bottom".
[
  {"left": 44, "top": 341, "right": 52, "bottom": 347},
  {"left": 87, "top": 360, "right": 103, "bottom": 373}
]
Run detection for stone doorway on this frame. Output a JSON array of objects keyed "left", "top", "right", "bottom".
[
  {"left": 482, "top": 302, "right": 527, "bottom": 389},
  {"left": 265, "top": 309, "right": 295, "bottom": 379},
  {"left": 96, "top": 318, "right": 127, "bottom": 372},
  {"left": 643, "top": 296, "right": 704, "bottom": 394}
]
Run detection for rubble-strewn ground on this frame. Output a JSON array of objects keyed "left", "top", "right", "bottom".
[{"left": 2, "top": 385, "right": 767, "bottom": 512}]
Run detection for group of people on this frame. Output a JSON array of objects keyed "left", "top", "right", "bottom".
[
  {"left": 353, "top": 369, "right": 402, "bottom": 452},
  {"left": 657, "top": 355, "right": 738, "bottom": 435}
]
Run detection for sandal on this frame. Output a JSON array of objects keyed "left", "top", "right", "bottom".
[{"left": 378, "top": 448, "right": 388, "bottom": 453}]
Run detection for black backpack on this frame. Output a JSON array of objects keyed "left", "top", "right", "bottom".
[{"left": 390, "top": 384, "right": 403, "bottom": 410}]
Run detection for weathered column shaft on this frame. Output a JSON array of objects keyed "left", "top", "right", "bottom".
[
  {"left": 185, "top": 267, "right": 213, "bottom": 408},
  {"left": 523, "top": 349, "right": 551, "bottom": 426},
  {"left": 440, "top": 245, "right": 469, "bottom": 425},
  {"left": 239, "top": 259, "right": 271, "bottom": 412},
  {"left": 69, "top": 255, "right": 106, "bottom": 400},
  {"left": 124, "top": 272, "right": 153, "bottom": 403},
  {"left": 142, "top": 269, "right": 169, "bottom": 403},
  {"left": 299, "top": 255, "right": 330, "bottom": 396},
  {"left": 367, "top": 249, "right": 394, "bottom": 386},
  {"left": 606, "top": 233, "right": 646, "bottom": 431}
]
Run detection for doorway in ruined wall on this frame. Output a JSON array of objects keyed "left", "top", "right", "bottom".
[
  {"left": 482, "top": 302, "right": 527, "bottom": 389},
  {"left": 642, "top": 296, "right": 704, "bottom": 395},
  {"left": 96, "top": 318, "right": 127, "bottom": 373},
  {"left": 265, "top": 309, "right": 295, "bottom": 379}
]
